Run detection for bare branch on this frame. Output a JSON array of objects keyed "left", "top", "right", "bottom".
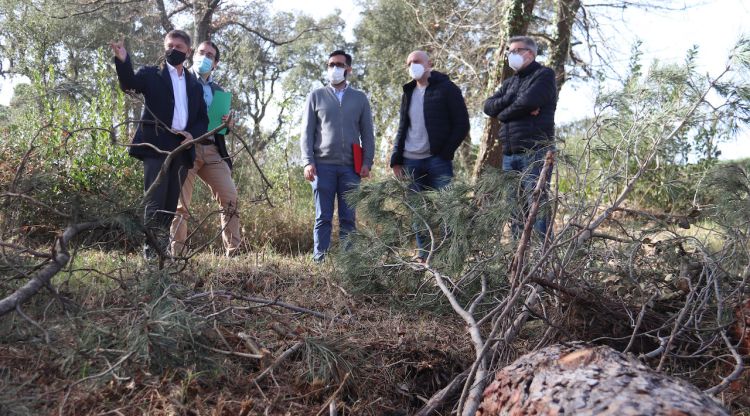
[
  {"left": 0, "top": 221, "right": 105, "bottom": 316},
  {"left": 184, "top": 290, "right": 333, "bottom": 321},
  {"left": 154, "top": 0, "right": 175, "bottom": 32},
  {"left": 214, "top": 20, "right": 333, "bottom": 46}
]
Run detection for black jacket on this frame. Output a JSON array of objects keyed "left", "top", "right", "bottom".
[
  {"left": 206, "top": 81, "right": 233, "bottom": 170},
  {"left": 114, "top": 55, "right": 208, "bottom": 168},
  {"left": 390, "top": 71, "right": 470, "bottom": 167},
  {"left": 483, "top": 61, "right": 557, "bottom": 154}
]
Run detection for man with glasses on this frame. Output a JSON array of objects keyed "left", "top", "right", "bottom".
[
  {"left": 300, "top": 50, "right": 375, "bottom": 263},
  {"left": 170, "top": 40, "right": 242, "bottom": 257},
  {"left": 483, "top": 35, "right": 557, "bottom": 237}
]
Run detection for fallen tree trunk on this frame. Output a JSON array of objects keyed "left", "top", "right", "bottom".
[
  {"left": 477, "top": 343, "right": 728, "bottom": 416},
  {"left": 0, "top": 221, "right": 103, "bottom": 317}
]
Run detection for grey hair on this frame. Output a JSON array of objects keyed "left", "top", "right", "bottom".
[{"left": 508, "top": 36, "right": 538, "bottom": 55}]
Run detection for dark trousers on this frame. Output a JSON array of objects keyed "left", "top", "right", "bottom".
[
  {"left": 142, "top": 156, "right": 188, "bottom": 246},
  {"left": 402, "top": 155, "right": 454, "bottom": 259}
]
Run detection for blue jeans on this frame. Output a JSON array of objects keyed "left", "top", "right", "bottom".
[
  {"left": 403, "top": 155, "right": 454, "bottom": 258},
  {"left": 311, "top": 163, "right": 361, "bottom": 260},
  {"left": 502, "top": 148, "right": 553, "bottom": 237}
]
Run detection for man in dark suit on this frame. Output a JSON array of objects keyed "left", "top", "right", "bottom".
[{"left": 110, "top": 30, "right": 208, "bottom": 258}]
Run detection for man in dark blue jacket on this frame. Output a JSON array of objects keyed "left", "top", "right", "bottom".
[
  {"left": 110, "top": 30, "right": 209, "bottom": 258},
  {"left": 390, "top": 50, "right": 470, "bottom": 261},
  {"left": 483, "top": 36, "right": 557, "bottom": 237}
]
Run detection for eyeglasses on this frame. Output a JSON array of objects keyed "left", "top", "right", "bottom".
[
  {"left": 505, "top": 48, "right": 530, "bottom": 56},
  {"left": 327, "top": 62, "right": 347, "bottom": 68}
]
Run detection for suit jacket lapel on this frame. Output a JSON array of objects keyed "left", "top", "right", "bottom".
[
  {"left": 159, "top": 64, "right": 175, "bottom": 100},
  {"left": 159, "top": 65, "right": 176, "bottom": 129},
  {"left": 185, "top": 70, "right": 197, "bottom": 121}
]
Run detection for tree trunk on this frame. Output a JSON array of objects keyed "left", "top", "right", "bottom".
[
  {"left": 548, "top": 0, "right": 581, "bottom": 95},
  {"left": 455, "top": 134, "right": 474, "bottom": 177},
  {"left": 477, "top": 343, "right": 729, "bottom": 416},
  {"left": 472, "top": 0, "right": 537, "bottom": 180},
  {"left": 0, "top": 222, "right": 103, "bottom": 316},
  {"left": 155, "top": 0, "right": 175, "bottom": 33},
  {"left": 193, "top": 0, "right": 219, "bottom": 43}
]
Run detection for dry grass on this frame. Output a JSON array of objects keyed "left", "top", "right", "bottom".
[
  {"left": 1, "top": 205, "right": 747, "bottom": 415},
  {"left": 0, "top": 251, "right": 471, "bottom": 416}
]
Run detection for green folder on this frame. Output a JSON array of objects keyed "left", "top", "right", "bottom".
[{"left": 208, "top": 90, "right": 231, "bottom": 135}]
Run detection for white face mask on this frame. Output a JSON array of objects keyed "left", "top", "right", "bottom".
[
  {"left": 508, "top": 53, "right": 525, "bottom": 71},
  {"left": 409, "top": 63, "right": 425, "bottom": 80},
  {"left": 328, "top": 66, "right": 346, "bottom": 84}
]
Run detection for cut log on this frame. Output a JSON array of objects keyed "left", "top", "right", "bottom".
[
  {"left": 730, "top": 297, "right": 750, "bottom": 356},
  {"left": 477, "top": 343, "right": 728, "bottom": 416}
]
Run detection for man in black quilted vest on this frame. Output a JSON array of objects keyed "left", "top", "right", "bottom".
[{"left": 483, "top": 36, "right": 557, "bottom": 238}]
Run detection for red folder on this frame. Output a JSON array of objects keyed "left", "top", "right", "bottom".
[{"left": 352, "top": 143, "right": 364, "bottom": 175}]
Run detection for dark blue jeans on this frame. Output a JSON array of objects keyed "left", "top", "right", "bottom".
[
  {"left": 311, "top": 163, "right": 361, "bottom": 260},
  {"left": 403, "top": 155, "right": 454, "bottom": 258},
  {"left": 502, "top": 148, "right": 553, "bottom": 237}
]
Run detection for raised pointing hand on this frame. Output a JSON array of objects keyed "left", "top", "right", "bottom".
[{"left": 109, "top": 37, "right": 127, "bottom": 62}]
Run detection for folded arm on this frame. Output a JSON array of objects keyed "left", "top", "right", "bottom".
[
  {"left": 497, "top": 68, "right": 557, "bottom": 122},
  {"left": 483, "top": 80, "right": 513, "bottom": 117}
]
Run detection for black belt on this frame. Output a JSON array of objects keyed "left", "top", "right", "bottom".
[{"left": 198, "top": 138, "right": 215, "bottom": 145}]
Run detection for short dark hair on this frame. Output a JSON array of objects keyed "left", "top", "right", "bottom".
[
  {"left": 199, "top": 40, "right": 221, "bottom": 62},
  {"left": 166, "top": 29, "right": 191, "bottom": 48},
  {"left": 329, "top": 50, "right": 352, "bottom": 66}
]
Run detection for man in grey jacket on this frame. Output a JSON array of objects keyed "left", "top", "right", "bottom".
[{"left": 300, "top": 50, "right": 375, "bottom": 262}]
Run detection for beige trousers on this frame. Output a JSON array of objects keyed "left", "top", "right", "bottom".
[{"left": 170, "top": 143, "right": 241, "bottom": 256}]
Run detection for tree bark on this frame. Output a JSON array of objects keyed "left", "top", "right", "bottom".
[
  {"left": 193, "top": 0, "right": 220, "bottom": 43},
  {"left": 548, "top": 0, "right": 582, "bottom": 95},
  {"left": 472, "top": 0, "right": 537, "bottom": 180},
  {"left": 155, "top": 0, "right": 175, "bottom": 33},
  {"left": 477, "top": 343, "right": 729, "bottom": 415}
]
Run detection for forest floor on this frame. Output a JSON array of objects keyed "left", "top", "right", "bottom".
[
  {"left": 1, "top": 217, "right": 749, "bottom": 415},
  {"left": 1, "top": 250, "right": 480, "bottom": 415}
]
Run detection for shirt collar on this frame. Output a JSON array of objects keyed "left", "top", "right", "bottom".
[
  {"left": 166, "top": 62, "right": 184, "bottom": 78},
  {"left": 192, "top": 67, "right": 213, "bottom": 85},
  {"left": 329, "top": 82, "right": 348, "bottom": 93},
  {"left": 517, "top": 60, "right": 540, "bottom": 76}
]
